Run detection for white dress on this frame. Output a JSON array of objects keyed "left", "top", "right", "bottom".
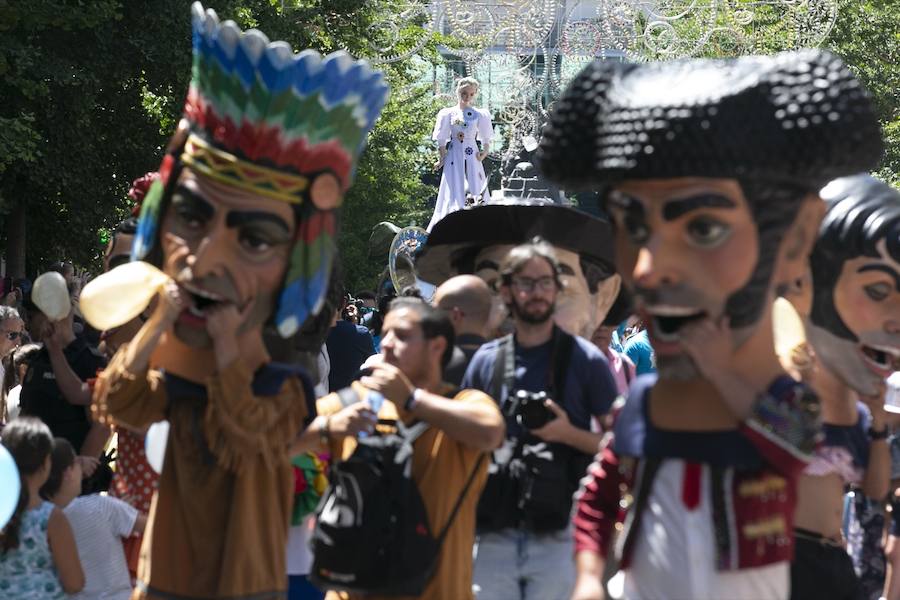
[{"left": 428, "top": 105, "right": 493, "bottom": 231}]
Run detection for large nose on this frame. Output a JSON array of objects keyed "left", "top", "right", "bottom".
[
  {"left": 187, "top": 224, "right": 230, "bottom": 278},
  {"left": 632, "top": 238, "right": 681, "bottom": 290}
]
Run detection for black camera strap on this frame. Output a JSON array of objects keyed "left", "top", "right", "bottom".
[{"left": 548, "top": 327, "right": 576, "bottom": 405}]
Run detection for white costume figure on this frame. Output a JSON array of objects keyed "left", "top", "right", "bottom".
[{"left": 428, "top": 78, "right": 493, "bottom": 231}]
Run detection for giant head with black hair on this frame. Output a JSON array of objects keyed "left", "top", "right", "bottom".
[{"left": 797, "top": 175, "right": 900, "bottom": 396}]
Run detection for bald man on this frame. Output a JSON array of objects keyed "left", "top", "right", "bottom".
[{"left": 433, "top": 275, "right": 492, "bottom": 386}]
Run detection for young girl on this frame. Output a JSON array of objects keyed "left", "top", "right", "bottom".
[
  {"left": 42, "top": 437, "right": 144, "bottom": 600},
  {"left": 0, "top": 417, "right": 84, "bottom": 596}
]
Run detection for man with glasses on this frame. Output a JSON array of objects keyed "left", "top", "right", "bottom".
[
  {"left": 0, "top": 306, "right": 26, "bottom": 359},
  {"left": 462, "top": 238, "right": 618, "bottom": 600},
  {"left": 0, "top": 306, "right": 27, "bottom": 421}
]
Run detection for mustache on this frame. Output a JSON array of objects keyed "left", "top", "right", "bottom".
[{"left": 632, "top": 285, "right": 712, "bottom": 309}]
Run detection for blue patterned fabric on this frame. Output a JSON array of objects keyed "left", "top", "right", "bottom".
[
  {"left": 0, "top": 501, "right": 65, "bottom": 599},
  {"left": 845, "top": 491, "right": 886, "bottom": 600}
]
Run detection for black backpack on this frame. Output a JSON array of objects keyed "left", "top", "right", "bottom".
[{"left": 311, "top": 388, "right": 485, "bottom": 596}]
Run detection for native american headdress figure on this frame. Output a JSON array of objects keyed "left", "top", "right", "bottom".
[{"left": 132, "top": 2, "right": 389, "bottom": 336}]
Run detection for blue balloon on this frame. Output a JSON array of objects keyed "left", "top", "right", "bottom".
[{"left": 0, "top": 444, "right": 21, "bottom": 530}]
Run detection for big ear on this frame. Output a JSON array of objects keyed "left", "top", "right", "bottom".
[
  {"left": 591, "top": 274, "right": 621, "bottom": 324},
  {"left": 772, "top": 193, "right": 825, "bottom": 293}
]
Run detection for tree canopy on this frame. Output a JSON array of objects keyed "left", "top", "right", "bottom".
[{"left": 0, "top": 0, "right": 440, "bottom": 292}]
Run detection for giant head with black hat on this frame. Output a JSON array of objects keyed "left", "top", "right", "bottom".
[
  {"left": 538, "top": 49, "right": 883, "bottom": 380},
  {"left": 416, "top": 199, "right": 625, "bottom": 339}
]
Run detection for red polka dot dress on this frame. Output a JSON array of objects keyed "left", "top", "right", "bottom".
[{"left": 110, "top": 427, "right": 159, "bottom": 577}]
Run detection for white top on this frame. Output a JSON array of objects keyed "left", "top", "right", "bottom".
[
  {"left": 886, "top": 372, "right": 900, "bottom": 410},
  {"left": 623, "top": 460, "right": 789, "bottom": 600},
  {"left": 6, "top": 384, "right": 21, "bottom": 421},
  {"left": 286, "top": 516, "right": 316, "bottom": 576},
  {"left": 64, "top": 494, "right": 138, "bottom": 600}
]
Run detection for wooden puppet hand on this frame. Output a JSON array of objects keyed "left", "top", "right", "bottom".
[{"left": 205, "top": 302, "right": 253, "bottom": 371}]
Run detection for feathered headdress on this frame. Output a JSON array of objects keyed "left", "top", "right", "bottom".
[{"left": 132, "top": 2, "right": 389, "bottom": 337}]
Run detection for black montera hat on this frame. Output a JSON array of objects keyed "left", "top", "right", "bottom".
[
  {"left": 537, "top": 49, "right": 883, "bottom": 191},
  {"left": 416, "top": 199, "right": 614, "bottom": 285}
]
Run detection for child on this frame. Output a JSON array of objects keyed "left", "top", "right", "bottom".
[
  {"left": 41, "top": 437, "right": 145, "bottom": 600},
  {"left": 0, "top": 417, "right": 84, "bottom": 596}
]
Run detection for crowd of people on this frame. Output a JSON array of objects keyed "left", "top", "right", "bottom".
[{"left": 1, "top": 4, "right": 900, "bottom": 600}]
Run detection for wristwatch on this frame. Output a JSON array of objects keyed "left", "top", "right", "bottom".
[
  {"left": 867, "top": 425, "right": 889, "bottom": 441},
  {"left": 405, "top": 388, "right": 422, "bottom": 412}
]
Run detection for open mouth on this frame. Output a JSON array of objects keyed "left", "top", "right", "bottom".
[
  {"left": 860, "top": 344, "right": 900, "bottom": 373},
  {"left": 646, "top": 306, "right": 707, "bottom": 342},
  {"left": 182, "top": 284, "right": 226, "bottom": 319}
]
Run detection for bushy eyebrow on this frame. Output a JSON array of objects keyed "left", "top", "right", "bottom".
[
  {"left": 225, "top": 211, "right": 291, "bottom": 235},
  {"left": 662, "top": 194, "right": 736, "bottom": 221},
  {"left": 858, "top": 264, "right": 900, "bottom": 291}
]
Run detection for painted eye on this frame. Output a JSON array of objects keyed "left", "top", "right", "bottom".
[
  {"left": 686, "top": 217, "right": 731, "bottom": 247},
  {"left": 240, "top": 232, "right": 272, "bottom": 253},
  {"left": 864, "top": 282, "right": 891, "bottom": 301}
]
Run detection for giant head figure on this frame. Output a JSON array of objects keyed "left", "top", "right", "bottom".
[
  {"left": 415, "top": 200, "right": 626, "bottom": 339},
  {"left": 799, "top": 175, "right": 900, "bottom": 396},
  {"left": 538, "top": 50, "right": 883, "bottom": 380},
  {"left": 129, "top": 3, "right": 388, "bottom": 376}
]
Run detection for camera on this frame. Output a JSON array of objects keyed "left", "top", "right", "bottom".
[{"left": 505, "top": 389, "right": 556, "bottom": 430}]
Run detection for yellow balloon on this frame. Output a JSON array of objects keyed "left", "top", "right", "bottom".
[
  {"left": 772, "top": 297, "right": 807, "bottom": 361},
  {"left": 79, "top": 261, "right": 169, "bottom": 331},
  {"left": 32, "top": 272, "right": 71, "bottom": 321}
]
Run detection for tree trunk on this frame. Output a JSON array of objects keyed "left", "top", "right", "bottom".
[{"left": 5, "top": 200, "right": 26, "bottom": 278}]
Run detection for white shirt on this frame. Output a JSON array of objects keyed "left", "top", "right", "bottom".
[
  {"left": 5, "top": 384, "right": 21, "bottom": 421},
  {"left": 886, "top": 372, "right": 900, "bottom": 410},
  {"left": 64, "top": 494, "right": 137, "bottom": 600},
  {"left": 623, "top": 460, "right": 789, "bottom": 600},
  {"left": 286, "top": 516, "right": 316, "bottom": 576}
]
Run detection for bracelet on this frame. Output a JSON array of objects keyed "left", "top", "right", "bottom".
[
  {"left": 405, "top": 388, "right": 421, "bottom": 412},
  {"left": 319, "top": 416, "right": 331, "bottom": 445},
  {"left": 868, "top": 425, "right": 889, "bottom": 441}
]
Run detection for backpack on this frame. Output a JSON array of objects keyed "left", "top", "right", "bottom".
[{"left": 311, "top": 387, "right": 485, "bottom": 596}]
